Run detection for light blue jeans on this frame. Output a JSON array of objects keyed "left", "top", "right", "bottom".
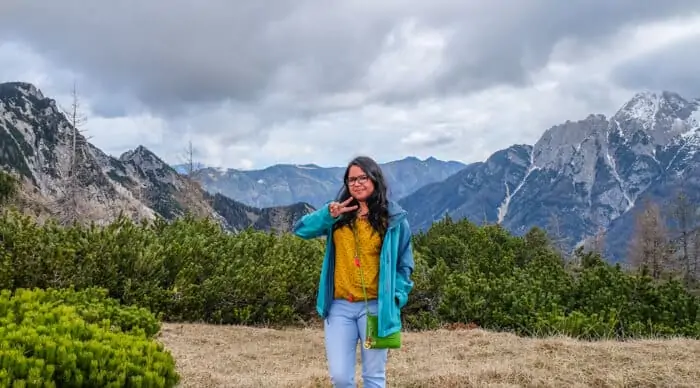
[{"left": 324, "top": 299, "right": 388, "bottom": 387}]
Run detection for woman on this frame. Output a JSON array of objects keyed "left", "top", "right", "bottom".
[{"left": 293, "top": 156, "right": 415, "bottom": 388}]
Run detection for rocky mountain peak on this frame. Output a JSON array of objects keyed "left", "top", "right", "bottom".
[
  {"left": 1, "top": 81, "right": 312, "bottom": 232},
  {"left": 0, "top": 81, "right": 46, "bottom": 101},
  {"left": 532, "top": 113, "right": 608, "bottom": 174},
  {"left": 0, "top": 82, "right": 80, "bottom": 189},
  {"left": 615, "top": 90, "right": 689, "bottom": 122},
  {"left": 119, "top": 145, "right": 169, "bottom": 171},
  {"left": 612, "top": 90, "right": 699, "bottom": 147},
  {"left": 399, "top": 89, "right": 700, "bottom": 263}
]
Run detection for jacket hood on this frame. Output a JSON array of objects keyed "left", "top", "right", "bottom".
[{"left": 387, "top": 200, "right": 407, "bottom": 228}]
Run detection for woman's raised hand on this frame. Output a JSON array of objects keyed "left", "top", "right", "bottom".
[{"left": 329, "top": 197, "right": 358, "bottom": 218}]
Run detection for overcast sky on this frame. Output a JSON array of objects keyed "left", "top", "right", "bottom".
[{"left": 1, "top": 1, "right": 699, "bottom": 170}]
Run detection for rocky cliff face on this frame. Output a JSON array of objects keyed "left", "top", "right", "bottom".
[
  {"left": 189, "top": 156, "right": 466, "bottom": 208},
  {"left": 0, "top": 81, "right": 311, "bottom": 231},
  {"left": 400, "top": 91, "right": 700, "bottom": 262}
]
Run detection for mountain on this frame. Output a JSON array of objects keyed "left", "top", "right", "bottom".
[
  {"left": 189, "top": 156, "right": 466, "bottom": 208},
  {"left": 0, "top": 81, "right": 312, "bottom": 232},
  {"left": 208, "top": 194, "right": 314, "bottom": 233},
  {"left": 399, "top": 91, "right": 700, "bottom": 262},
  {"left": 171, "top": 162, "right": 208, "bottom": 175}
]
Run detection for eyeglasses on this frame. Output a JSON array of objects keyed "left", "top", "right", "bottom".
[{"left": 346, "top": 175, "right": 369, "bottom": 186}]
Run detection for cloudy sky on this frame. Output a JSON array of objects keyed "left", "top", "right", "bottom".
[{"left": 1, "top": 1, "right": 699, "bottom": 170}]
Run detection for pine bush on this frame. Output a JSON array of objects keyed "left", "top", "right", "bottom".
[
  {"left": 0, "top": 287, "right": 179, "bottom": 387},
  {"left": 0, "top": 207, "right": 698, "bottom": 340}
]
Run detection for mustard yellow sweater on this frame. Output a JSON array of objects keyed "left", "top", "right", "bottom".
[{"left": 332, "top": 218, "right": 382, "bottom": 301}]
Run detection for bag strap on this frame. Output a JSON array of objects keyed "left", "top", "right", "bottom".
[{"left": 351, "top": 220, "right": 371, "bottom": 316}]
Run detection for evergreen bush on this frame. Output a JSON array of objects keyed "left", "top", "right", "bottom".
[
  {"left": 0, "top": 208, "right": 698, "bottom": 340},
  {"left": 0, "top": 287, "right": 179, "bottom": 387}
]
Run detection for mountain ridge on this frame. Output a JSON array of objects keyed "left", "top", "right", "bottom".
[
  {"left": 399, "top": 90, "right": 700, "bottom": 262},
  {"left": 189, "top": 155, "right": 467, "bottom": 208},
  {"left": 0, "top": 81, "right": 312, "bottom": 232},
  {"left": 3, "top": 80, "right": 697, "bottom": 264}
]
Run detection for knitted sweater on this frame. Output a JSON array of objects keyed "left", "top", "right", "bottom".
[{"left": 332, "top": 218, "right": 381, "bottom": 301}]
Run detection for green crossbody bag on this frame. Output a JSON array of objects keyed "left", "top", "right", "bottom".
[{"left": 351, "top": 222, "right": 402, "bottom": 350}]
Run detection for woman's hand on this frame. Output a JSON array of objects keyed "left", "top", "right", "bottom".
[{"left": 329, "top": 197, "right": 358, "bottom": 218}]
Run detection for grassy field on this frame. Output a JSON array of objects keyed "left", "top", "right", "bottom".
[{"left": 157, "top": 323, "right": 700, "bottom": 388}]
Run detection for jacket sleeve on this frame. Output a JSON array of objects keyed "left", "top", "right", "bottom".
[
  {"left": 394, "top": 218, "right": 415, "bottom": 309},
  {"left": 293, "top": 202, "right": 338, "bottom": 239}
]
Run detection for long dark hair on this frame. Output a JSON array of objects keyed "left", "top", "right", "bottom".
[{"left": 333, "top": 156, "right": 390, "bottom": 237}]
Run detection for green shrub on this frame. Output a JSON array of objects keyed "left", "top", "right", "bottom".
[
  {"left": 0, "top": 208, "right": 699, "bottom": 340},
  {"left": 414, "top": 219, "right": 700, "bottom": 339},
  {"left": 0, "top": 287, "right": 179, "bottom": 387}
]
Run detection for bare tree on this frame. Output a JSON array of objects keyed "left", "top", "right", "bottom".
[
  {"left": 176, "top": 139, "right": 215, "bottom": 210},
  {"left": 568, "top": 227, "right": 605, "bottom": 268},
  {"left": 179, "top": 140, "right": 206, "bottom": 178},
  {"left": 692, "top": 228, "right": 700, "bottom": 283},
  {"left": 668, "top": 190, "right": 699, "bottom": 286},
  {"left": 546, "top": 213, "right": 570, "bottom": 257},
  {"left": 480, "top": 205, "right": 489, "bottom": 226},
  {"left": 67, "top": 83, "right": 88, "bottom": 177},
  {"left": 54, "top": 82, "right": 93, "bottom": 225},
  {"left": 183, "top": 140, "right": 196, "bottom": 176},
  {"left": 587, "top": 226, "right": 606, "bottom": 256},
  {"left": 627, "top": 199, "right": 673, "bottom": 279}
]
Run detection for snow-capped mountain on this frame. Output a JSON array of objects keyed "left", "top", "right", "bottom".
[
  {"left": 0, "top": 81, "right": 312, "bottom": 232},
  {"left": 399, "top": 90, "right": 700, "bottom": 262},
  {"left": 3, "top": 80, "right": 696, "bottom": 262}
]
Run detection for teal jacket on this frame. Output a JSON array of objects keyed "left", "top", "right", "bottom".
[{"left": 293, "top": 200, "right": 415, "bottom": 337}]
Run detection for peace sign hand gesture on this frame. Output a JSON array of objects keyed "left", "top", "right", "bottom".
[{"left": 329, "top": 197, "right": 358, "bottom": 218}]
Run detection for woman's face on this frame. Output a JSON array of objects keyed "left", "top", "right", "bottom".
[{"left": 346, "top": 165, "right": 374, "bottom": 202}]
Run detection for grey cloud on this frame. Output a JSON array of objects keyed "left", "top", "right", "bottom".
[
  {"left": 0, "top": 0, "right": 393, "bottom": 114},
  {"left": 423, "top": 135, "right": 455, "bottom": 148},
  {"left": 1, "top": 0, "right": 699, "bottom": 117},
  {"left": 427, "top": 1, "right": 700, "bottom": 97},
  {"left": 87, "top": 91, "right": 145, "bottom": 118},
  {"left": 611, "top": 33, "right": 700, "bottom": 99}
]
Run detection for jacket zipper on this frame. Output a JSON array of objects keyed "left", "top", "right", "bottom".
[{"left": 324, "top": 230, "right": 335, "bottom": 318}]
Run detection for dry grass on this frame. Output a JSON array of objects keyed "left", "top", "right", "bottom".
[{"left": 157, "top": 322, "right": 700, "bottom": 388}]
